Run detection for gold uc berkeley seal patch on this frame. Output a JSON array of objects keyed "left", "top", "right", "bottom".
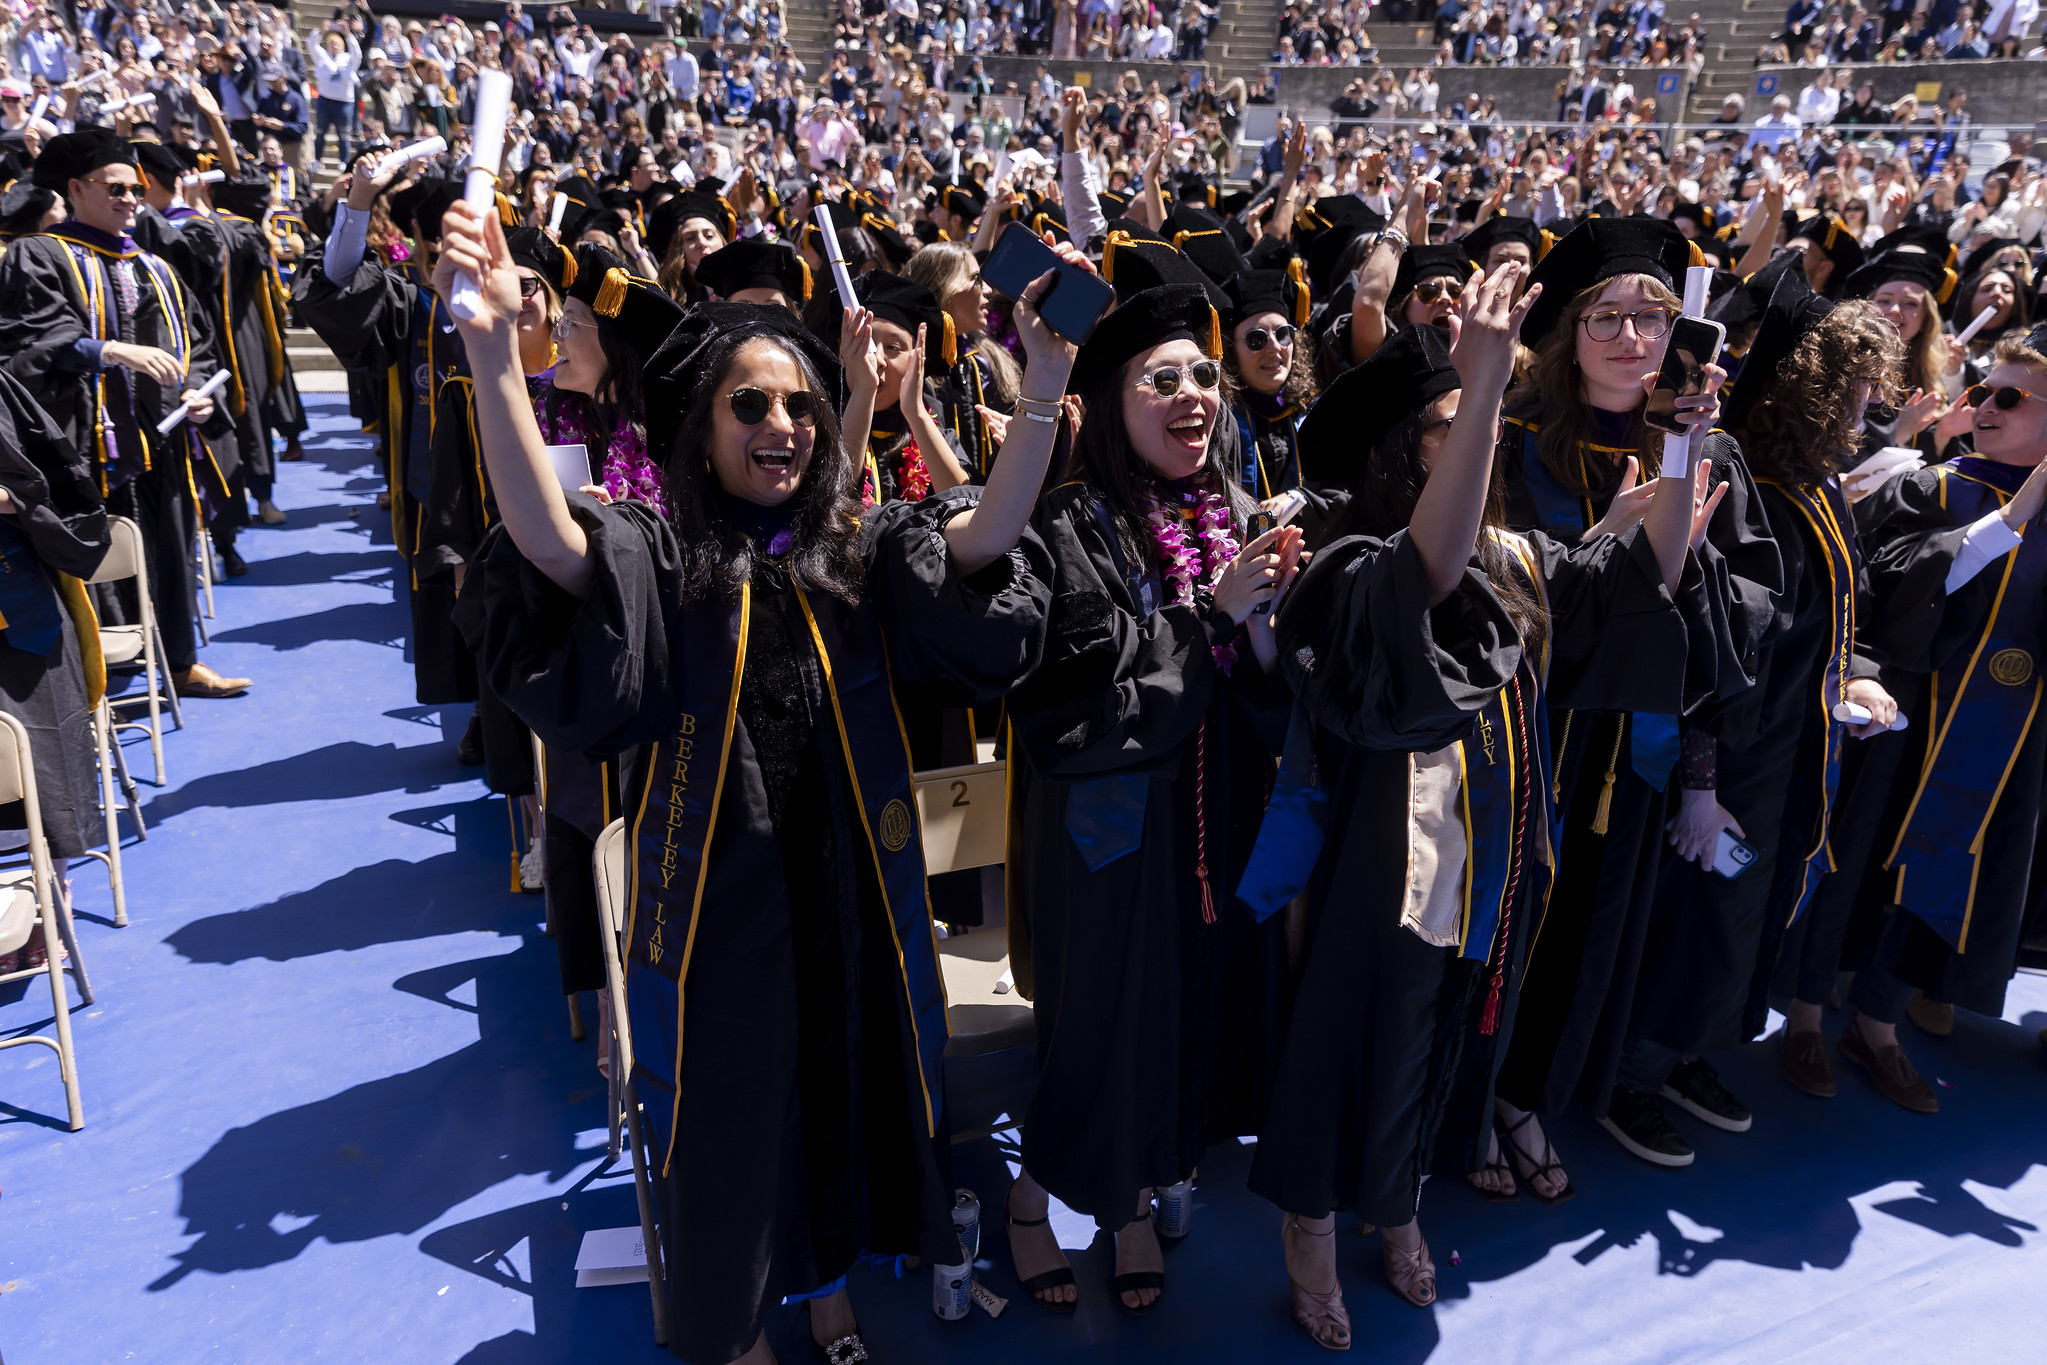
[
  {"left": 879, "top": 798, "right": 914, "bottom": 852},
  {"left": 1990, "top": 648, "right": 2034, "bottom": 687}
]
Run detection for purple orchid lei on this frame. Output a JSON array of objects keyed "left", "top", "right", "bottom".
[
  {"left": 1149, "top": 486, "right": 1241, "bottom": 673},
  {"left": 533, "top": 382, "right": 667, "bottom": 517}
]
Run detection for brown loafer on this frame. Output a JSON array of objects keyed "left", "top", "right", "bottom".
[
  {"left": 1837, "top": 1019, "right": 1939, "bottom": 1114},
  {"left": 1906, "top": 989, "right": 1955, "bottom": 1037},
  {"left": 1781, "top": 1029, "right": 1836, "bottom": 1098},
  {"left": 173, "top": 662, "right": 252, "bottom": 698}
]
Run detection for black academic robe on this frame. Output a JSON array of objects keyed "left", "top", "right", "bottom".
[
  {"left": 215, "top": 212, "right": 309, "bottom": 488},
  {"left": 1225, "top": 392, "right": 1306, "bottom": 502},
  {"left": 1492, "top": 421, "right": 1784, "bottom": 1121},
  {"left": 0, "top": 227, "right": 236, "bottom": 674},
  {"left": 472, "top": 487, "right": 1049, "bottom": 1364},
  {"left": 1634, "top": 477, "right": 1882, "bottom": 1057},
  {"left": 294, "top": 244, "right": 478, "bottom": 705},
  {"left": 1802, "top": 459, "right": 2046, "bottom": 1016},
  {"left": 1250, "top": 525, "right": 1705, "bottom": 1227},
  {"left": 131, "top": 205, "right": 242, "bottom": 508},
  {"left": 0, "top": 369, "right": 110, "bottom": 857},
  {"left": 1005, "top": 481, "right": 1291, "bottom": 1228}
]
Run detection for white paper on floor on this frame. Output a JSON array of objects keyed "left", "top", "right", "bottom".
[{"left": 575, "top": 1226, "right": 652, "bottom": 1287}]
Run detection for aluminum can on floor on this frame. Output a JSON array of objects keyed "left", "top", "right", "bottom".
[{"left": 951, "top": 1189, "right": 982, "bottom": 1263}]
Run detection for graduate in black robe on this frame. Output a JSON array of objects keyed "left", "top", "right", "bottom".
[
  {"left": 0, "top": 367, "right": 111, "bottom": 857},
  {"left": 209, "top": 174, "right": 308, "bottom": 561},
  {"left": 293, "top": 164, "right": 480, "bottom": 709},
  {"left": 843, "top": 271, "right": 976, "bottom": 505},
  {"left": 0, "top": 129, "right": 248, "bottom": 699},
  {"left": 1003, "top": 286, "right": 1298, "bottom": 1317},
  {"left": 1624, "top": 272, "right": 1906, "bottom": 1157},
  {"left": 1217, "top": 266, "right": 1314, "bottom": 501},
  {"left": 1793, "top": 327, "right": 2047, "bottom": 1113},
  {"left": 1250, "top": 278, "right": 1722, "bottom": 1342},
  {"left": 1485, "top": 218, "right": 1784, "bottom": 1185},
  {"left": 441, "top": 199, "right": 1070, "bottom": 1365}
]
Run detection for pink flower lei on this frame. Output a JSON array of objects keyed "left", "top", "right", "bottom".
[
  {"left": 1149, "top": 485, "right": 1241, "bottom": 673},
  {"left": 533, "top": 383, "right": 668, "bottom": 517}
]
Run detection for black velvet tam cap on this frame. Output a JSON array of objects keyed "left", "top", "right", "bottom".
[
  {"left": 1067, "top": 283, "right": 1220, "bottom": 395},
  {"left": 1297, "top": 322, "right": 1458, "bottom": 484}
]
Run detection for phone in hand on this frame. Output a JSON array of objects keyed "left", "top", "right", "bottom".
[
  {"left": 981, "top": 221, "right": 1115, "bottom": 345},
  {"left": 1244, "top": 511, "right": 1279, "bottom": 615},
  {"left": 1643, "top": 315, "right": 1727, "bottom": 436},
  {"left": 1711, "top": 828, "right": 1758, "bottom": 879}
]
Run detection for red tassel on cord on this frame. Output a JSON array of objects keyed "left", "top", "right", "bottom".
[
  {"left": 1480, "top": 677, "right": 1534, "bottom": 1037},
  {"left": 1480, "top": 972, "right": 1505, "bottom": 1035},
  {"left": 1195, "top": 719, "right": 1217, "bottom": 924}
]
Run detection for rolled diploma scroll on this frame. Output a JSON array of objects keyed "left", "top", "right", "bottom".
[
  {"left": 380, "top": 134, "right": 447, "bottom": 177},
  {"left": 77, "top": 68, "right": 111, "bottom": 92},
  {"left": 1833, "top": 700, "right": 1910, "bottom": 731},
  {"left": 813, "top": 202, "right": 857, "bottom": 308},
  {"left": 154, "top": 368, "right": 231, "bottom": 435},
  {"left": 1954, "top": 303, "right": 2001, "bottom": 348},
  {"left": 188, "top": 169, "right": 228, "bottom": 185},
  {"left": 548, "top": 191, "right": 569, "bottom": 233},
  {"left": 449, "top": 71, "right": 512, "bottom": 322},
  {"left": 1662, "top": 264, "right": 1717, "bottom": 481}
]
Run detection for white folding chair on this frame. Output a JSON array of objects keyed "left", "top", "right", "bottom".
[
  {"left": 87, "top": 516, "right": 181, "bottom": 786},
  {"left": 0, "top": 710, "right": 85, "bottom": 1131},
  {"left": 594, "top": 818, "right": 669, "bottom": 1347},
  {"left": 84, "top": 693, "right": 145, "bottom": 927}
]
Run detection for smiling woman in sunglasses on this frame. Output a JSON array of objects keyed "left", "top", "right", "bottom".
[
  {"left": 1216, "top": 266, "right": 1315, "bottom": 502},
  {"left": 1792, "top": 326, "right": 2047, "bottom": 1113},
  {"left": 434, "top": 198, "right": 1067, "bottom": 1365},
  {"left": 999, "top": 284, "right": 1309, "bottom": 1319}
]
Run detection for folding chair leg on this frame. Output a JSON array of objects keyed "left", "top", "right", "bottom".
[
  {"left": 109, "top": 733, "right": 147, "bottom": 839},
  {"left": 94, "top": 700, "right": 127, "bottom": 927},
  {"left": 37, "top": 902, "right": 83, "bottom": 1131},
  {"left": 624, "top": 1099, "right": 669, "bottom": 1346},
  {"left": 566, "top": 991, "right": 586, "bottom": 1041},
  {"left": 195, "top": 528, "right": 216, "bottom": 623},
  {"left": 136, "top": 622, "right": 168, "bottom": 785},
  {"left": 148, "top": 604, "right": 185, "bottom": 735},
  {"left": 46, "top": 872, "right": 92, "bottom": 1008}
]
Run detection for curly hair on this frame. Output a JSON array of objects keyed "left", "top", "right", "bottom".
[
  {"left": 1222, "top": 312, "right": 1318, "bottom": 415},
  {"left": 1728, "top": 300, "right": 1903, "bottom": 488}
]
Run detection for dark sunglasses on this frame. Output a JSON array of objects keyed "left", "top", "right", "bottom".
[
  {"left": 728, "top": 387, "right": 819, "bottom": 427},
  {"left": 86, "top": 180, "right": 145, "bottom": 199},
  {"left": 1966, "top": 384, "right": 2044, "bottom": 411},
  {"left": 1132, "top": 360, "right": 1222, "bottom": 396},
  {"left": 517, "top": 275, "right": 544, "bottom": 298},
  {"left": 1413, "top": 277, "right": 1465, "bottom": 303},
  {"left": 1243, "top": 324, "right": 1295, "bottom": 352}
]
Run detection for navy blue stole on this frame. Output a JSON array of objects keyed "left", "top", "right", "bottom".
[
  {"left": 1231, "top": 400, "right": 1303, "bottom": 500},
  {"left": 1508, "top": 419, "right": 1680, "bottom": 791},
  {"left": 1884, "top": 462, "right": 2047, "bottom": 950},
  {"left": 625, "top": 582, "right": 949, "bottom": 1175},
  {"left": 1765, "top": 478, "right": 1857, "bottom": 926},
  {"left": 0, "top": 519, "right": 62, "bottom": 656}
]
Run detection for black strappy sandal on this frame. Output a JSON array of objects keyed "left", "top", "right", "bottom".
[
  {"left": 1006, "top": 1201, "right": 1078, "bottom": 1315},
  {"left": 1464, "top": 1133, "right": 1520, "bottom": 1203},
  {"left": 1498, "top": 1109, "right": 1577, "bottom": 1206},
  {"left": 1112, "top": 1209, "right": 1166, "bottom": 1317}
]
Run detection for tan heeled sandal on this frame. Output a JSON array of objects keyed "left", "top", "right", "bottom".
[
  {"left": 1283, "top": 1215, "right": 1351, "bottom": 1351},
  {"left": 1381, "top": 1228, "right": 1436, "bottom": 1308}
]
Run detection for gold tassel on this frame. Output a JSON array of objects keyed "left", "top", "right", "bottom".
[
  {"left": 593, "top": 267, "right": 629, "bottom": 318},
  {"left": 1287, "top": 257, "right": 1310, "bottom": 326},
  {"left": 1687, "top": 241, "right": 1706, "bottom": 270},
  {"left": 797, "top": 256, "right": 813, "bottom": 302},
  {"left": 558, "top": 244, "right": 577, "bottom": 289},
  {"left": 940, "top": 313, "right": 957, "bottom": 366},
  {"left": 1590, "top": 723, "right": 1625, "bottom": 836},
  {"left": 496, "top": 191, "right": 518, "bottom": 228},
  {"left": 1938, "top": 269, "right": 1957, "bottom": 305},
  {"left": 1205, "top": 306, "right": 1222, "bottom": 361},
  {"left": 1102, "top": 228, "right": 1133, "bottom": 282}
]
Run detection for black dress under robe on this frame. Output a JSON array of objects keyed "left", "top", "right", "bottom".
[{"left": 474, "top": 487, "right": 1049, "bottom": 1363}]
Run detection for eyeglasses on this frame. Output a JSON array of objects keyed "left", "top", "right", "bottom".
[
  {"left": 1243, "top": 324, "right": 1295, "bottom": 352},
  {"left": 1131, "top": 360, "right": 1222, "bottom": 396},
  {"left": 1413, "top": 277, "right": 1464, "bottom": 304},
  {"left": 1965, "top": 383, "right": 2047, "bottom": 411},
  {"left": 517, "top": 275, "right": 544, "bottom": 298},
  {"left": 550, "top": 314, "right": 596, "bottom": 338},
  {"left": 728, "top": 387, "right": 819, "bottom": 427},
  {"left": 84, "top": 179, "right": 145, "bottom": 199},
  {"left": 1580, "top": 306, "right": 1673, "bottom": 342}
]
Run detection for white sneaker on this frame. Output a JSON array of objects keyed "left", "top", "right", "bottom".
[
  {"left": 258, "top": 499, "right": 287, "bottom": 525},
  {"left": 519, "top": 843, "right": 545, "bottom": 892}
]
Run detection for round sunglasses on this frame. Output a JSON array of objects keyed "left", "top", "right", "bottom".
[
  {"left": 1131, "top": 360, "right": 1222, "bottom": 397},
  {"left": 1412, "top": 277, "right": 1464, "bottom": 304},
  {"left": 1242, "top": 324, "right": 1296, "bottom": 353},
  {"left": 728, "top": 386, "right": 819, "bottom": 427},
  {"left": 1966, "top": 383, "right": 2046, "bottom": 411}
]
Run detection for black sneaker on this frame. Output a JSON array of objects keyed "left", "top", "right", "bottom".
[
  {"left": 456, "top": 713, "right": 485, "bottom": 766},
  {"left": 1662, "top": 1057, "right": 1753, "bottom": 1133},
  {"left": 1597, "top": 1086, "right": 1695, "bottom": 1168},
  {"left": 221, "top": 547, "right": 249, "bottom": 577}
]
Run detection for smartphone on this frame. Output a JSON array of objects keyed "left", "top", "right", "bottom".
[
  {"left": 1712, "top": 828, "right": 1758, "bottom": 880},
  {"left": 1643, "top": 315, "right": 1727, "bottom": 436},
  {"left": 982, "top": 221, "right": 1116, "bottom": 345}
]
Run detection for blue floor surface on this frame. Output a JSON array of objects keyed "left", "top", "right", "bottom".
[{"left": 3, "top": 395, "right": 2046, "bottom": 1363}]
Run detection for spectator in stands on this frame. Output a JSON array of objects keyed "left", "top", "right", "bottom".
[{"left": 311, "top": 23, "right": 361, "bottom": 169}]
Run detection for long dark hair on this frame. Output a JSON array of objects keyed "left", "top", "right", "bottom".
[
  {"left": 581, "top": 316, "right": 650, "bottom": 462},
  {"left": 661, "top": 332, "right": 865, "bottom": 605},
  {"left": 1337, "top": 397, "right": 1547, "bottom": 650},
  {"left": 1067, "top": 352, "right": 1253, "bottom": 570},
  {"left": 1503, "top": 273, "right": 1677, "bottom": 494},
  {"left": 1729, "top": 301, "right": 1902, "bottom": 488}
]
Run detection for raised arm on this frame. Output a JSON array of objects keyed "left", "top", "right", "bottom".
[
  {"left": 942, "top": 235, "right": 1087, "bottom": 574},
  {"left": 434, "top": 199, "right": 593, "bottom": 596},
  {"left": 1413, "top": 262, "right": 1539, "bottom": 603}
]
